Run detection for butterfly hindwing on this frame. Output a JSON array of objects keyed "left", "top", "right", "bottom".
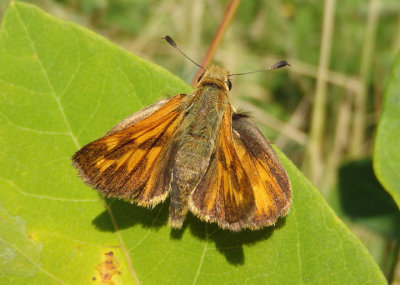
[
  {"left": 189, "top": 106, "right": 256, "bottom": 231},
  {"left": 232, "top": 113, "right": 292, "bottom": 229},
  {"left": 189, "top": 109, "right": 291, "bottom": 231},
  {"left": 72, "top": 94, "right": 186, "bottom": 207}
]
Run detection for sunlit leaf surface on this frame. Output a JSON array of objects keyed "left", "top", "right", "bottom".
[{"left": 374, "top": 52, "right": 400, "bottom": 209}]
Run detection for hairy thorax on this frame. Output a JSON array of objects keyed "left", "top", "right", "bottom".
[{"left": 173, "top": 85, "right": 229, "bottom": 186}]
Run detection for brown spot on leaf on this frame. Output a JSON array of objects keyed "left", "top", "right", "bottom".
[
  {"left": 95, "top": 251, "right": 121, "bottom": 285},
  {"left": 27, "top": 231, "right": 39, "bottom": 243}
]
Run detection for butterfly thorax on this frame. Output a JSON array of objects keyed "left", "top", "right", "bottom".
[
  {"left": 174, "top": 90, "right": 227, "bottom": 180},
  {"left": 173, "top": 65, "right": 230, "bottom": 184},
  {"left": 169, "top": 66, "right": 231, "bottom": 226}
]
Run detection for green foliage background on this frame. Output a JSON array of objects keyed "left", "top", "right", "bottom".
[{"left": 0, "top": 0, "right": 399, "bottom": 284}]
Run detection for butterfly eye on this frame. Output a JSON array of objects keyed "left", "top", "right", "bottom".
[
  {"left": 197, "top": 73, "right": 204, "bottom": 82},
  {"left": 225, "top": 79, "right": 232, "bottom": 90}
]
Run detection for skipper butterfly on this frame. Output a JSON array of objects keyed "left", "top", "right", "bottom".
[{"left": 72, "top": 36, "right": 291, "bottom": 231}]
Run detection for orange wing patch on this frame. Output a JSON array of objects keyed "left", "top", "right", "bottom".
[
  {"left": 189, "top": 107, "right": 256, "bottom": 231},
  {"left": 232, "top": 114, "right": 291, "bottom": 229},
  {"left": 189, "top": 109, "right": 291, "bottom": 231},
  {"left": 73, "top": 94, "right": 186, "bottom": 207}
]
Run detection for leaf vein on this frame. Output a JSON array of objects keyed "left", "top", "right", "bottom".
[
  {"left": 294, "top": 207, "right": 304, "bottom": 284},
  {"left": 0, "top": 111, "right": 70, "bottom": 135},
  {"left": 14, "top": 8, "right": 80, "bottom": 148},
  {"left": 192, "top": 224, "right": 208, "bottom": 285},
  {"left": 0, "top": 236, "right": 68, "bottom": 285},
  {"left": 0, "top": 176, "right": 99, "bottom": 202}
]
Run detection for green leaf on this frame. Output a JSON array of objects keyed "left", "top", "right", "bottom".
[
  {"left": 337, "top": 159, "right": 400, "bottom": 238},
  {"left": 0, "top": 2, "right": 386, "bottom": 284},
  {"left": 374, "top": 51, "right": 400, "bottom": 209}
]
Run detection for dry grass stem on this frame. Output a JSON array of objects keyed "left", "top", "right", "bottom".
[{"left": 305, "top": 0, "right": 336, "bottom": 186}]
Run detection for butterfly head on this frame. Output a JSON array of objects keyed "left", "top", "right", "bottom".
[{"left": 197, "top": 65, "right": 232, "bottom": 91}]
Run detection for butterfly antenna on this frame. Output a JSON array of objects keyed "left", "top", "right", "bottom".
[
  {"left": 229, "top": 61, "right": 290, "bottom": 76},
  {"left": 163, "top": 35, "right": 205, "bottom": 71}
]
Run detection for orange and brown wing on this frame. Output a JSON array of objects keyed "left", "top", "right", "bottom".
[
  {"left": 72, "top": 94, "right": 186, "bottom": 207},
  {"left": 189, "top": 107, "right": 256, "bottom": 231},
  {"left": 231, "top": 113, "right": 291, "bottom": 229}
]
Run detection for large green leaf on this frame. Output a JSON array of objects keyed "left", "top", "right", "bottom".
[
  {"left": 374, "top": 52, "right": 400, "bottom": 209},
  {"left": 0, "top": 2, "right": 386, "bottom": 284}
]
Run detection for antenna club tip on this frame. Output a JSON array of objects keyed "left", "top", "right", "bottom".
[
  {"left": 275, "top": 61, "right": 291, "bottom": 68},
  {"left": 162, "top": 35, "right": 177, "bottom": 48}
]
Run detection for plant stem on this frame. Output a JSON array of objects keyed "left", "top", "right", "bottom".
[
  {"left": 191, "top": 0, "right": 241, "bottom": 86},
  {"left": 350, "top": 0, "right": 380, "bottom": 157},
  {"left": 305, "top": 0, "right": 336, "bottom": 186}
]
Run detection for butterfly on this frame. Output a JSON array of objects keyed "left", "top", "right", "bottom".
[{"left": 72, "top": 36, "right": 292, "bottom": 231}]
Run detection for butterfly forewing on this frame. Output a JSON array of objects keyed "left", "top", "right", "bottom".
[{"left": 72, "top": 94, "right": 186, "bottom": 207}]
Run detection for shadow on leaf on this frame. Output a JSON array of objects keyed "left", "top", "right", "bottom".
[
  {"left": 186, "top": 214, "right": 286, "bottom": 265},
  {"left": 92, "top": 198, "right": 169, "bottom": 231},
  {"left": 338, "top": 158, "right": 400, "bottom": 238},
  {"left": 93, "top": 197, "right": 286, "bottom": 265}
]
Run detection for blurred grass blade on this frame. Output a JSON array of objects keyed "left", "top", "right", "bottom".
[
  {"left": 374, "top": 52, "right": 400, "bottom": 209},
  {"left": 0, "top": 2, "right": 386, "bottom": 284}
]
